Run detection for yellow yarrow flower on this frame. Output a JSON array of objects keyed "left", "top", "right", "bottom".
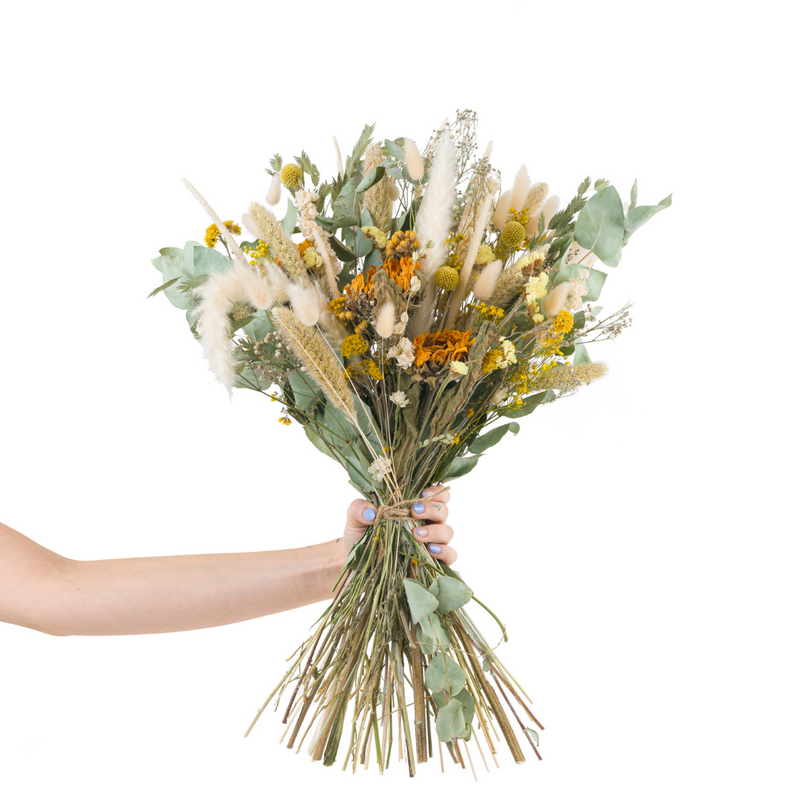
[
  {"left": 360, "top": 359, "right": 384, "bottom": 381},
  {"left": 552, "top": 309, "right": 574, "bottom": 334},
  {"left": 475, "top": 244, "right": 495, "bottom": 265},
  {"left": 204, "top": 221, "right": 242, "bottom": 248},
  {"left": 342, "top": 334, "right": 368, "bottom": 359}
]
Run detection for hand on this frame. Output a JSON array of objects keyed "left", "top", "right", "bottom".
[{"left": 341, "top": 485, "right": 456, "bottom": 566}]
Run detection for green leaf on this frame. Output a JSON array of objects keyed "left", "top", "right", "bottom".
[
  {"left": 349, "top": 123, "right": 375, "bottom": 165},
  {"left": 428, "top": 576, "right": 472, "bottom": 614},
  {"left": 329, "top": 236, "right": 356, "bottom": 262},
  {"left": 403, "top": 579, "right": 440, "bottom": 624},
  {"left": 624, "top": 192, "right": 672, "bottom": 239},
  {"left": 425, "top": 653, "right": 466, "bottom": 698},
  {"left": 443, "top": 454, "right": 480, "bottom": 480},
  {"left": 269, "top": 153, "right": 283, "bottom": 173},
  {"left": 281, "top": 199, "right": 297, "bottom": 236},
  {"left": 431, "top": 691, "right": 448, "bottom": 709},
  {"left": 630, "top": 179, "right": 638, "bottom": 208},
  {"left": 575, "top": 186, "right": 625, "bottom": 263},
  {"left": 364, "top": 248, "right": 384, "bottom": 270},
  {"left": 430, "top": 613, "right": 451, "bottom": 649},
  {"left": 416, "top": 621, "right": 438, "bottom": 655},
  {"left": 294, "top": 150, "right": 320, "bottom": 185},
  {"left": 147, "top": 277, "right": 180, "bottom": 298},
  {"left": 305, "top": 424, "right": 337, "bottom": 463},
  {"left": 469, "top": 422, "right": 520, "bottom": 455},
  {"left": 383, "top": 138, "right": 406, "bottom": 161},
  {"left": 554, "top": 262, "right": 607, "bottom": 302},
  {"left": 435, "top": 699, "right": 466, "bottom": 741},
  {"left": 242, "top": 309, "right": 274, "bottom": 343},
  {"left": 501, "top": 391, "right": 551, "bottom": 419},
  {"left": 453, "top": 689, "right": 475, "bottom": 726},
  {"left": 289, "top": 372, "right": 324, "bottom": 412},
  {"left": 573, "top": 341, "right": 592, "bottom": 364},
  {"left": 524, "top": 727, "right": 540, "bottom": 747},
  {"left": 333, "top": 177, "right": 357, "bottom": 220},
  {"left": 356, "top": 166, "right": 385, "bottom": 193},
  {"left": 354, "top": 227, "right": 372, "bottom": 258}
]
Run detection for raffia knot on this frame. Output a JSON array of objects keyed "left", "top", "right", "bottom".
[{"left": 373, "top": 485, "right": 450, "bottom": 523}]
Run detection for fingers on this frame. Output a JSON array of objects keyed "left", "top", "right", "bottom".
[
  {"left": 410, "top": 497, "right": 449, "bottom": 525},
  {"left": 428, "top": 543, "right": 457, "bottom": 566},
  {"left": 420, "top": 485, "right": 450, "bottom": 504},
  {"left": 412, "top": 523, "right": 453, "bottom": 547}
]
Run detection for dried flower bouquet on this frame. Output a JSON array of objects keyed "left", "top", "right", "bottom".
[{"left": 151, "top": 111, "right": 669, "bottom": 776}]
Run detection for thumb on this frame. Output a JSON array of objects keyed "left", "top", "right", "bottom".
[{"left": 342, "top": 499, "right": 378, "bottom": 552}]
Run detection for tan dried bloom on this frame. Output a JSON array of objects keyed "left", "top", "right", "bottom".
[
  {"left": 248, "top": 202, "right": 307, "bottom": 280},
  {"left": 271, "top": 306, "right": 355, "bottom": 419},
  {"left": 529, "top": 362, "right": 608, "bottom": 392}
]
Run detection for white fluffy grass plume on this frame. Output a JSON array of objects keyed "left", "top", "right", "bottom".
[
  {"left": 403, "top": 138, "right": 424, "bottom": 181},
  {"left": 374, "top": 301, "right": 396, "bottom": 338},
  {"left": 193, "top": 270, "right": 249, "bottom": 397},
  {"left": 265, "top": 174, "right": 282, "bottom": 206},
  {"left": 415, "top": 132, "right": 456, "bottom": 277},
  {"left": 472, "top": 259, "right": 503, "bottom": 301}
]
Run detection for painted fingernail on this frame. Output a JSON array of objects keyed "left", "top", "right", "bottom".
[
  {"left": 421, "top": 488, "right": 429, "bottom": 497},
  {"left": 416, "top": 528, "right": 428, "bottom": 538},
  {"left": 429, "top": 544, "right": 442, "bottom": 554},
  {"left": 364, "top": 507, "right": 376, "bottom": 522},
  {"left": 413, "top": 503, "right": 425, "bottom": 514}
]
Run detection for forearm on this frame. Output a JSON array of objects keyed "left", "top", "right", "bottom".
[{"left": 43, "top": 540, "right": 348, "bottom": 636}]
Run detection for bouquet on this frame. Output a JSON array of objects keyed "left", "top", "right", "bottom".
[{"left": 151, "top": 111, "right": 669, "bottom": 776}]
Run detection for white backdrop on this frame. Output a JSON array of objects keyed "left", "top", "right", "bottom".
[{"left": 1, "top": 1, "right": 796, "bottom": 798}]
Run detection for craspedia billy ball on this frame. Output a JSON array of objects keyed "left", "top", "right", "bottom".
[
  {"left": 434, "top": 266, "right": 459, "bottom": 291},
  {"left": 280, "top": 163, "right": 303, "bottom": 188},
  {"left": 500, "top": 220, "right": 526, "bottom": 250}
]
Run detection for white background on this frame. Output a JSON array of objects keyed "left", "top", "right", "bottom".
[{"left": 1, "top": 1, "right": 796, "bottom": 798}]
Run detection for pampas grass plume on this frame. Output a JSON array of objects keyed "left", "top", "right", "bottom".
[
  {"left": 415, "top": 132, "right": 456, "bottom": 277},
  {"left": 286, "top": 281, "right": 323, "bottom": 327},
  {"left": 194, "top": 270, "right": 249, "bottom": 397},
  {"left": 492, "top": 191, "right": 512, "bottom": 230},
  {"left": 404, "top": 138, "right": 424, "bottom": 181},
  {"left": 509, "top": 166, "right": 530, "bottom": 213},
  {"left": 543, "top": 281, "right": 570, "bottom": 318},
  {"left": 266, "top": 173, "right": 282, "bottom": 206},
  {"left": 542, "top": 195, "right": 560, "bottom": 229},
  {"left": 233, "top": 262, "right": 273, "bottom": 309},
  {"left": 375, "top": 301, "right": 396, "bottom": 338},
  {"left": 241, "top": 212, "right": 262, "bottom": 241},
  {"left": 472, "top": 259, "right": 503, "bottom": 301}
]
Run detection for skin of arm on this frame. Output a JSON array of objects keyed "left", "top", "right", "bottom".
[{"left": 0, "top": 487, "right": 455, "bottom": 637}]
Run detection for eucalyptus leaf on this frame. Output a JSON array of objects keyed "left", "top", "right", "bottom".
[
  {"left": 428, "top": 576, "right": 472, "bottom": 613},
  {"left": 469, "top": 422, "right": 520, "bottom": 455},
  {"left": 435, "top": 699, "right": 466, "bottom": 741},
  {"left": 329, "top": 236, "right": 356, "bottom": 262},
  {"left": 281, "top": 199, "right": 298, "bottom": 236},
  {"left": 575, "top": 186, "right": 625, "bottom": 263},
  {"left": 356, "top": 166, "right": 385, "bottom": 193},
  {"left": 354, "top": 227, "right": 372, "bottom": 258},
  {"left": 383, "top": 138, "right": 406, "bottom": 160},
  {"left": 524, "top": 727, "right": 540, "bottom": 747},
  {"left": 630, "top": 179, "right": 638, "bottom": 208},
  {"left": 501, "top": 391, "right": 551, "bottom": 419},
  {"left": 425, "top": 653, "right": 466, "bottom": 697},
  {"left": 453, "top": 689, "right": 475, "bottom": 726},
  {"left": 289, "top": 372, "right": 324, "bottom": 412},
  {"left": 333, "top": 178, "right": 357, "bottom": 219},
  {"left": 443, "top": 454, "right": 480, "bottom": 480},
  {"left": 624, "top": 192, "right": 672, "bottom": 236},
  {"left": 415, "top": 621, "right": 437, "bottom": 655},
  {"left": 429, "top": 612, "right": 451, "bottom": 649},
  {"left": 403, "top": 579, "right": 439, "bottom": 624},
  {"left": 431, "top": 691, "right": 448, "bottom": 709},
  {"left": 573, "top": 341, "right": 592, "bottom": 364},
  {"left": 364, "top": 248, "right": 384, "bottom": 270}
]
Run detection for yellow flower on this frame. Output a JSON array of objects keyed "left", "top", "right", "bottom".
[
  {"left": 280, "top": 163, "right": 303, "bottom": 188},
  {"left": 475, "top": 244, "right": 495, "bottom": 265},
  {"left": 204, "top": 221, "right": 241, "bottom": 248},
  {"left": 552, "top": 309, "right": 574, "bottom": 334},
  {"left": 279, "top": 415, "right": 292, "bottom": 426},
  {"left": 499, "top": 220, "right": 526, "bottom": 250},
  {"left": 342, "top": 334, "right": 368, "bottom": 359},
  {"left": 412, "top": 328, "right": 475, "bottom": 369},
  {"left": 466, "top": 408, "right": 475, "bottom": 418},
  {"left": 434, "top": 266, "right": 459, "bottom": 291},
  {"left": 360, "top": 359, "right": 384, "bottom": 381}
]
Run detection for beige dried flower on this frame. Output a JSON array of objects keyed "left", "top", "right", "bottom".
[
  {"left": 529, "top": 362, "right": 608, "bottom": 392},
  {"left": 271, "top": 306, "right": 355, "bottom": 419}
]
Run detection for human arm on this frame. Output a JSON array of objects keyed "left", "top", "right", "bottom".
[{"left": 0, "top": 487, "right": 455, "bottom": 637}]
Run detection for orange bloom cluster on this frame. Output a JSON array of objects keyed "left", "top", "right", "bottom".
[
  {"left": 343, "top": 257, "right": 417, "bottom": 298},
  {"left": 297, "top": 239, "right": 315, "bottom": 258},
  {"left": 412, "top": 328, "right": 476, "bottom": 369}
]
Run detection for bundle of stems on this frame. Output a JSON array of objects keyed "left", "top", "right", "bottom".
[{"left": 245, "top": 500, "right": 543, "bottom": 775}]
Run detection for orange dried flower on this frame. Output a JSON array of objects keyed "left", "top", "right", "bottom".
[{"left": 412, "top": 328, "right": 476, "bottom": 369}]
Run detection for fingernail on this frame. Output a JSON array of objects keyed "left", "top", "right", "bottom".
[
  {"left": 429, "top": 544, "right": 442, "bottom": 554},
  {"left": 413, "top": 503, "right": 425, "bottom": 514},
  {"left": 416, "top": 527, "right": 428, "bottom": 538},
  {"left": 364, "top": 507, "right": 376, "bottom": 522},
  {"left": 421, "top": 488, "right": 429, "bottom": 497}
]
